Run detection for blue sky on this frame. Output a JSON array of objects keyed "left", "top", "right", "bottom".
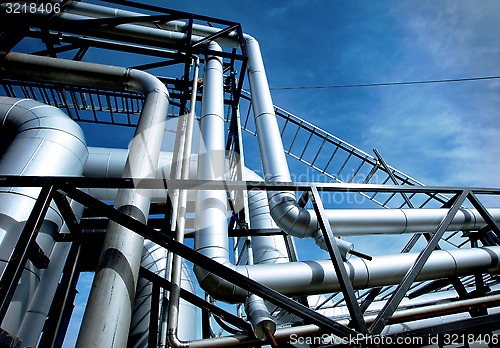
[
  {"left": 37, "top": 0, "right": 500, "bottom": 345},
  {"left": 163, "top": 0, "right": 500, "bottom": 189}
]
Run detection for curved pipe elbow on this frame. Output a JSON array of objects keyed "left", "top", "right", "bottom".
[
  {"left": 193, "top": 264, "right": 250, "bottom": 303},
  {"left": 0, "top": 52, "right": 169, "bottom": 101},
  {"left": 125, "top": 68, "right": 170, "bottom": 98},
  {"left": 167, "top": 328, "right": 190, "bottom": 348},
  {"left": 0, "top": 97, "right": 88, "bottom": 174},
  {"left": 268, "top": 191, "right": 317, "bottom": 239}
]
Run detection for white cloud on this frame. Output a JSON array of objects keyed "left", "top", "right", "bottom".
[{"left": 360, "top": 2, "right": 500, "bottom": 191}]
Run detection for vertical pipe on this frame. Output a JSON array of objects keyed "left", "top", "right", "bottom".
[
  {"left": 76, "top": 77, "right": 169, "bottom": 346},
  {"left": 0, "top": 97, "right": 88, "bottom": 335},
  {"left": 128, "top": 242, "right": 167, "bottom": 348},
  {"left": 167, "top": 56, "right": 200, "bottom": 345},
  {"left": 192, "top": 41, "right": 228, "bottom": 271},
  {"left": 17, "top": 200, "right": 85, "bottom": 347}
]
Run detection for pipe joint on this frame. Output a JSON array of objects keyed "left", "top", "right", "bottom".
[
  {"left": 244, "top": 294, "right": 276, "bottom": 340},
  {"left": 126, "top": 68, "right": 170, "bottom": 98}
]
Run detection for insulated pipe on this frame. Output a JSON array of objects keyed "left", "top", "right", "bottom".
[
  {"left": 57, "top": 3, "right": 367, "bottom": 252},
  {"left": 201, "top": 245, "right": 500, "bottom": 302},
  {"left": 83, "top": 147, "right": 500, "bottom": 236},
  {"left": 128, "top": 241, "right": 167, "bottom": 348},
  {"left": 55, "top": 3, "right": 500, "bottom": 306},
  {"left": 82, "top": 148, "right": 500, "bottom": 304},
  {"left": 0, "top": 51, "right": 170, "bottom": 347},
  {"left": 76, "top": 69, "right": 169, "bottom": 347},
  {"left": 176, "top": 298, "right": 500, "bottom": 348},
  {"left": 167, "top": 56, "right": 200, "bottom": 345},
  {"left": 193, "top": 41, "right": 228, "bottom": 270},
  {"left": 63, "top": 2, "right": 238, "bottom": 49},
  {"left": 59, "top": 3, "right": 500, "bottom": 239},
  {"left": 17, "top": 200, "right": 85, "bottom": 347},
  {"left": 0, "top": 97, "right": 88, "bottom": 334}
]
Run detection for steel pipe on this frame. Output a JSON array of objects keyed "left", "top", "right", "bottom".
[
  {"left": 17, "top": 199, "right": 85, "bottom": 347},
  {"left": 0, "top": 97, "right": 88, "bottom": 335},
  {"left": 167, "top": 55, "right": 200, "bottom": 346},
  {"left": 82, "top": 148, "right": 500, "bottom": 303},
  {"left": 60, "top": 1, "right": 332, "bottom": 247},
  {"left": 0, "top": 50, "right": 171, "bottom": 347}
]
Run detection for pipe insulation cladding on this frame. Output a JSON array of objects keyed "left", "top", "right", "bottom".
[
  {"left": 59, "top": 0, "right": 352, "bottom": 254},
  {"left": 83, "top": 147, "right": 500, "bottom": 237},
  {"left": 0, "top": 97, "right": 88, "bottom": 336},
  {"left": 82, "top": 147, "right": 500, "bottom": 303},
  {"left": 3, "top": 2, "right": 500, "bottom": 346},
  {"left": 0, "top": 51, "right": 170, "bottom": 347}
]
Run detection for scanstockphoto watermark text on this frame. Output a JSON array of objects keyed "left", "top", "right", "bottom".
[
  {"left": 289, "top": 333, "right": 423, "bottom": 346},
  {"left": 289, "top": 333, "right": 500, "bottom": 346}
]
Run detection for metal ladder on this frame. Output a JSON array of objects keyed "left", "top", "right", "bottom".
[
  {"left": 240, "top": 90, "right": 449, "bottom": 210},
  {"left": 0, "top": 79, "right": 448, "bottom": 211}
]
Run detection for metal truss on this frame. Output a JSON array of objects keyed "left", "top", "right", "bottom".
[
  {"left": 0, "top": 176, "right": 500, "bottom": 346},
  {"left": 0, "top": 0, "right": 248, "bottom": 122}
]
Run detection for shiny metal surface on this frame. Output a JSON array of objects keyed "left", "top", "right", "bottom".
[{"left": 0, "top": 97, "right": 87, "bottom": 335}]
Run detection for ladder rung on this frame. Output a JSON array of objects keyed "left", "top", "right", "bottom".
[
  {"left": 287, "top": 122, "right": 302, "bottom": 153},
  {"left": 348, "top": 159, "right": 367, "bottom": 183},
  {"left": 336, "top": 152, "right": 353, "bottom": 178},
  {"left": 322, "top": 146, "right": 340, "bottom": 174},
  {"left": 311, "top": 137, "right": 327, "bottom": 167},
  {"left": 298, "top": 131, "right": 314, "bottom": 160}
]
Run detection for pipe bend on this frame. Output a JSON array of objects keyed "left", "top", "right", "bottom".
[
  {"left": 126, "top": 68, "right": 170, "bottom": 98},
  {"left": 193, "top": 264, "right": 251, "bottom": 303}
]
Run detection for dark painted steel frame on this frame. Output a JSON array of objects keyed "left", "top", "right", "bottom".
[
  {"left": 0, "top": 176, "right": 499, "bottom": 344},
  {"left": 310, "top": 186, "right": 368, "bottom": 334},
  {"left": 0, "top": 185, "right": 55, "bottom": 325}
]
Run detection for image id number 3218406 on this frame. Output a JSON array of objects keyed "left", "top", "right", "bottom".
[{"left": 4, "top": 1, "right": 61, "bottom": 15}]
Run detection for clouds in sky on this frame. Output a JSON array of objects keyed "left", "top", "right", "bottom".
[
  {"left": 56, "top": 0, "right": 499, "bottom": 344},
  {"left": 216, "top": 0, "right": 500, "bottom": 189},
  {"left": 360, "top": 1, "right": 500, "bottom": 187}
]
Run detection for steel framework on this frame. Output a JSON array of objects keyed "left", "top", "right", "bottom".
[{"left": 0, "top": 1, "right": 499, "bottom": 348}]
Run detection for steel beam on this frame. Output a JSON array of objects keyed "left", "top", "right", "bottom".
[
  {"left": 139, "top": 267, "right": 252, "bottom": 334},
  {"left": 310, "top": 186, "right": 368, "bottom": 334},
  {"left": 369, "top": 190, "right": 469, "bottom": 334},
  {"left": 59, "top": 184, "right": 358, "bottom": 338},
  {"left": 468, "top": 191, "right": 500, "bottom": 238},
  {"left": 0, "top": 185, "right": 54, "bottom": 324},
  {"left": 148, "top": 283, "right": 160, "bottom": 348}
]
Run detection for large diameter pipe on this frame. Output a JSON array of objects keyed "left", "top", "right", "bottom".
[
  {"left": 193, "top": 41, "right": 228, "bottom": 267},
  {"left": 17, "top": 199, "right": 85, "bottom": 347},
  {"left": 84, "top": 147, "right": 500, "bottom": 236},
  {"left": 128, "top": 241, "right": 167, "bottom": 348},
  {"left": 82, "top": 148, "right": 500, "bottom": 303},
  {"left": 196, "top": 246, "right": 500, "bottom": 302},
  {"left": 0, "top": 97, "right": 88, "bottom": 335},
  {"left": 0, "top": 51, "right": 170, "bottom": 347},
  {"left": 76, "top": 71, "right": 169, "bottom": 346},
  {"left": 181, "top": 296, "right": 500, "bottom": 347},
  {"left": 61, "top": 5, "right": 500, "bottom": 239},
  {"left": 59, "top": 3, "right": 330, "bottom": 246}
]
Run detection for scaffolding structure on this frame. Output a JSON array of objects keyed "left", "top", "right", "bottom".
[{"left": 0, "top": 1, "right": 499, "bottom": 347}]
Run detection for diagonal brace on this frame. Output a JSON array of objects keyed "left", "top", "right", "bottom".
[
  {"left": 370, "top": 190, "right": 469, "bottom": 334},
  {"left": 59, "top": 184, "right": 358, "bottom": 338},
  {"left": 467, "top": 192, "right": 500, "bottom": 238},
  {"left": 311, "top": 186, "right": 368, "bottom": 334},
  {"left": 0, "top": 185, "right": 55, "bottom": 324}
]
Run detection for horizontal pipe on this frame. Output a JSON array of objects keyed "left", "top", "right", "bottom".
[
  {"left": 0, "top": 51, "right": 170, "bottom": 347},
  {"left": 48, "top": 6, "right": 500, "bottom": 328},
  {"left": 81, "top": 148, "right": 500, "bottom": 305},
  {"left": 182, "top": 296, "right": 500, "bottom": 348},
  {"left": 84, "top": 147, "right": 500, "bottom": 236},
  {"left": 60, "top": 1, "right": 329, "bottom": 246}
]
